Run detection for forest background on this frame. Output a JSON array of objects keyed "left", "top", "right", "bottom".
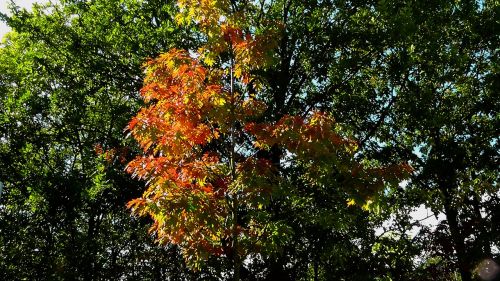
[{"left": 0, "top": 0, "right": 498, "bottom": 280}]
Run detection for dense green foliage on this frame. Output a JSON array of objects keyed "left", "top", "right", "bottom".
[
  {"left": 0, "top": 0, "right": 195, "bottom": 279},
  {"left": 0, "top": 0, "right": 498, "bottom": 280}
]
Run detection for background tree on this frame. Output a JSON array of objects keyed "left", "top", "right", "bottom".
[
  {"left": 0, "top": 0, "right": 198, "bottom": 279},
  {"left": 328, "top": 0, "right": 499, "bottom": 280}
]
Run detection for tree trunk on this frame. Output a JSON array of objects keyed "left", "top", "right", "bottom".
[{"left": 441, "top": 186, "right": 472, "bottom": 281}]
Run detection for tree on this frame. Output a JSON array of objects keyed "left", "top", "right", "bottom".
[
  {"left": 328, "top": 0, "right": 499, "bottom": 280},
  {"left": 126, "top": 1, "right": 411, "bottom": 279}
]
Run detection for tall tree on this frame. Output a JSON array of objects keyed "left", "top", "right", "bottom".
[{"left": 126, "top": 1, "right": 411, "bottom": 280}]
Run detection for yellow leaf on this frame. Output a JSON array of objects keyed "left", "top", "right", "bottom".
[
  {"left": 213, "top": 96, "right": 226, "bottom": 106},
  {"left": 362, "top": 200, "right": 373, "bottom": 211},
  {"left": 346, "top": 198, "right": 356, "bottom": 207},
  {"left": 204, "top": 55, "right": 215, "bottom": 66},
  {"left": 234, "top": 66, "right": 242, "bottom": 78}
]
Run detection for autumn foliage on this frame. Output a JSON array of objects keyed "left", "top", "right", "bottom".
[{"left": 125, "top": 0, "right": 411, "bottom": 269}]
